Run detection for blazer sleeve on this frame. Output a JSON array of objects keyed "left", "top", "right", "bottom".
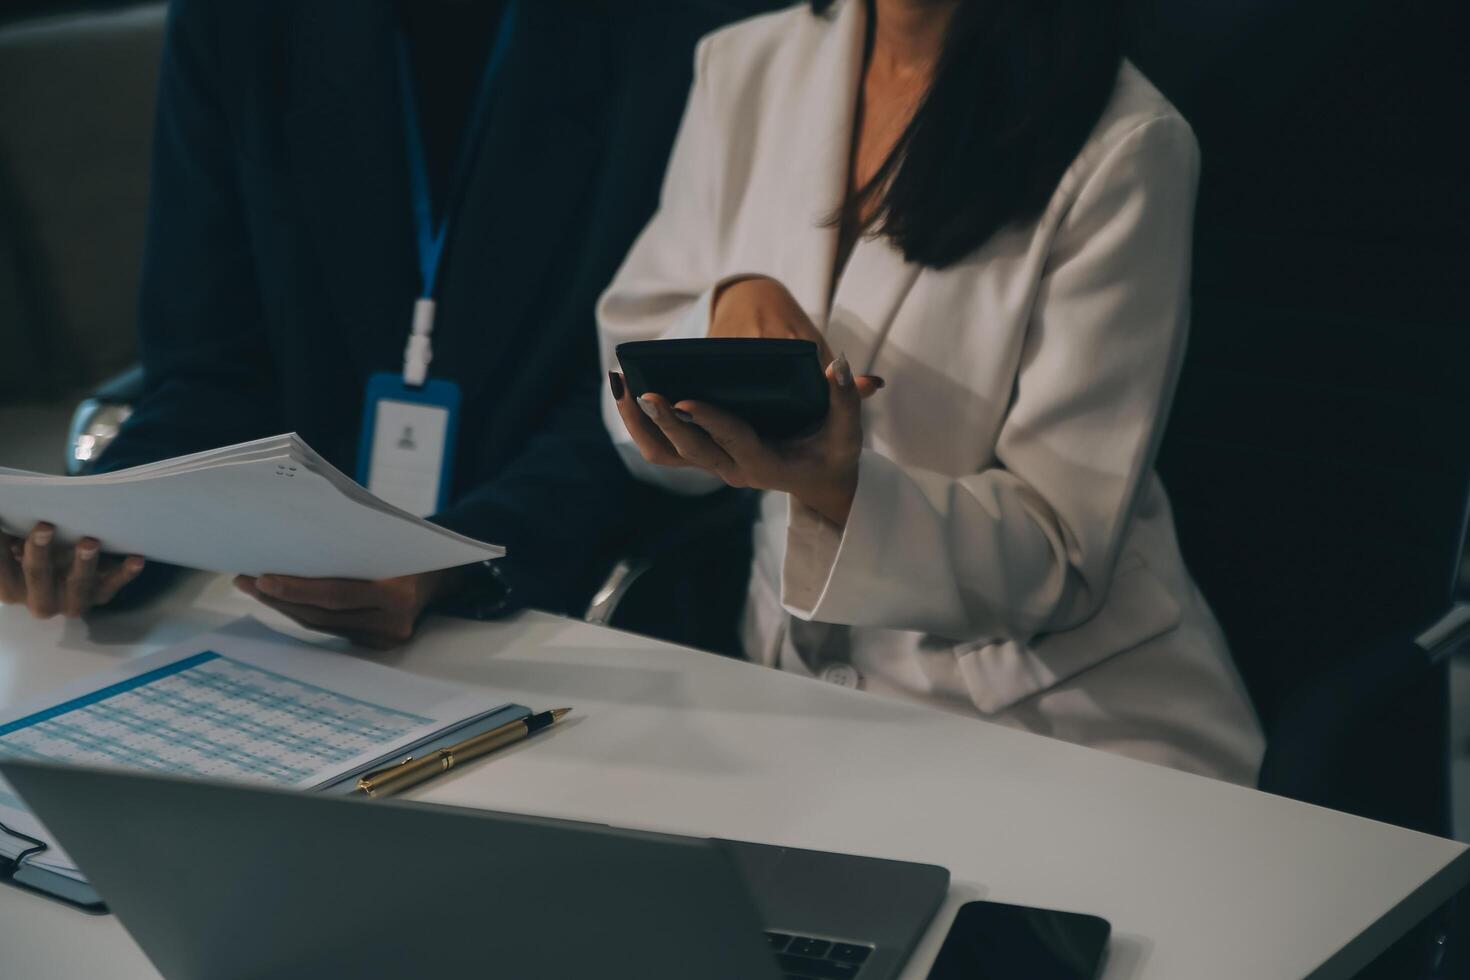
[
  {"left": 596, "top": 36, "right": 727, "bottom": 497},
  {"left": 96, "top": 0, "right": 280, "bottom": 475},
  {"left": 783, "top": 116, "right": 1201, "bottom": 644}
]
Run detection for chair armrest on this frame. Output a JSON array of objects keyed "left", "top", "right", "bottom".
[
  {"left": 1415, "top": 601, "right": 1470, "bottom": 662},
  {"left": 584, "top": 557, "right": 650, "bottom": 627},
  {"left": 583, "top": 489, "right": 756, "bottom": 628},
  {"left": 89, "top": 363, "right": 144, "bottom": 403},
  {"left": 67, "top": 363, "right": 143, "bottom": 474}
]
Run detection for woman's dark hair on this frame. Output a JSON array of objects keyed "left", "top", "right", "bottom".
[{"left": 813, "top": 0, "right": 1124, "bottom": 269}]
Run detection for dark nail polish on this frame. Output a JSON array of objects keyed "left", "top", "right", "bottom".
[
  {"left": 607, "top": 371, "right": 625, "bottom": 400},
  {"left": 673, "top": 409, "right": 695, "bottom": 423},
  {"left": 867, "top": 376, "right": 886, "bottom": 389}
]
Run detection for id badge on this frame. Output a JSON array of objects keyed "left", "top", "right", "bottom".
[{"left": 356, "top": 372, "right": 461, "bottom": 518}]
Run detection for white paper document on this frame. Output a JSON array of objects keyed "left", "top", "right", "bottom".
[
  {"left": 0, "top": 433, "right": 503, "bottom": 579},
  {"left": 0, "top": 618, "right": 514, "bottom": 883}
]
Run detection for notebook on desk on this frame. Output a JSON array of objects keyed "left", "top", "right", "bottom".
[{"left": 0, "top": 617, "right": 528, "bottom": 911}]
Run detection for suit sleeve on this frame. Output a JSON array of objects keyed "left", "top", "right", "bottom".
[
  {"left": 596, "top": 36, "right": 727, "bottom": 497},
  {"left": 426, "top": 14, "right": 733, "bottom": 617},
  {"left": 782, "top": 116, "right": 1201, "bottom": 643},
  {"left": 429, "top": 358, "right": 643, "bottom": 619},
  {"left": 96, "top": 0, "right": 279, "bottom": 475}
]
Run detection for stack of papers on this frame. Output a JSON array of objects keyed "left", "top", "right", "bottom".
[
  {"left": 0, "top": 434, "right": 503, "bottom": 579},
  {"left": 0, "top": 618, "right": 526, "bottom": 885}
]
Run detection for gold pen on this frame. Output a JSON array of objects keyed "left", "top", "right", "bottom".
[{"left": 356, "top": 707, "right": 572, "bottom": 798}]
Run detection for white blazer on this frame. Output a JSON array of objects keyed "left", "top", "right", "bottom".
[{"left": 598, "top": 0, "right": 1264, "bottom": 784}]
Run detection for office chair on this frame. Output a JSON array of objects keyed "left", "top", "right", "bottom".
[
  {"left": 1137, "top": 1, "right": 1470, "bottom": 975},
  {"left": 1157, "top": 306, "right": 1470, "bottom": 980},
  {"left": 1135, "top": 0, "right": 1469, "bottom": 823},
  {"left": 594, "top": 487, "right": 756, "bottom": 658},
  {"left": 1159, "top": 302, "right": 1469, "bottom": 826}
]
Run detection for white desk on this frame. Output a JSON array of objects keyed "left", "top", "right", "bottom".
[{"left": 2, "top": 575, "right": 1467, "bottom": 980}]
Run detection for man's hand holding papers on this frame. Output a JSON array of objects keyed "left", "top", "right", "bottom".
[
  {"left": 233, "top": 569, "right": 465, "bottom": 650},
  {"left": 0, "top": 523, "right": 145, "bottom": 619},
  {"left": 0, "top": 435, "right": 505, "bottom": 642}
]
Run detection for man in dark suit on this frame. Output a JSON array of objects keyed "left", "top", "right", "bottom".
[{"left": 0, "top": 0, "right": 769, "bottom": 645}]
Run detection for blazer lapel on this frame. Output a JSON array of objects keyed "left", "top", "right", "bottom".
[
  {"left": 281, "top": 0, "right": 416, "bottom": 374},
  {"left": 821, "top": 0, "right": 921, "bottom": 376},
  {"left": 429, "top": 0, "right": 607, "bottom": 394},
  {"left": 828, "top": 232, "right": 923, "bottom": 377}
]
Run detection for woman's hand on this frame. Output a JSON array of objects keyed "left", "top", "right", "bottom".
[
  {"left": 0, "top": 523, "right": 146, "bottom": 619},
  {"left": 232, "top": 568, "right": 463, "bottom": 650},
  {"left": 710, "top": 276, "right": 834, "bottom": 359},
  {"left": 706, "top": 275, "right": 882, "bottom": 396},
  {"left": 610, "top": 353, "right": 869, "bottom": 526}
]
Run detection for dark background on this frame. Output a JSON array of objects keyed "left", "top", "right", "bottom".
[
  {"left": 6, "top": 0, "right": 1468, "bottom": 796},
  {"left": 2, "top": 0, "right": 1468, "bottom": 973},
  {"left": 1132, "top": 0, "right": 1469, "bottom": 723},
  {"left": 5, "top": 0, "right": 1466, "bottom": 793}
]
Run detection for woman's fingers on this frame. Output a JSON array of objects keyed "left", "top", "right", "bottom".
[
  {"left": 22, "top": 524, "right": 58, "bottom": 618},
  {"left": 673, "top": 399, "right": 774, "bottom": 479},
  {"left": 610, "top": 372, "right": 686, "bottom": 467},
  {"left": 637, "top": 394, "right": 740, "bottom": 481},
  {"left": 825, "top": 354, "right": 866, "bottom": 447},
  {"left": 854, "top": 374, "right": 886, "bottom": 400}
]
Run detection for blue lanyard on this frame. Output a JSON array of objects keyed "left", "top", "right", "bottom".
[{"left": 396, "top": 1, "right": 516, "bottom": 301}]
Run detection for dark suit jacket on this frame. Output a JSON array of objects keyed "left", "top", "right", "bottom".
[{"left": 99, "top": 0, "right": 772, "bottom": 615}]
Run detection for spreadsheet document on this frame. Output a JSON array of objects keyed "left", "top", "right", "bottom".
[
  {"left": 0, "top": 618, "right": 514, "bottom": 882},
  {"left": 0, "top": 653, "right": 434, "bottom": 785}
]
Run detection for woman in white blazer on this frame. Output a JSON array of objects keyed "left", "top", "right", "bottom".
[{"left": 598, "top": 0, "right": 1264, "bottom": 783}]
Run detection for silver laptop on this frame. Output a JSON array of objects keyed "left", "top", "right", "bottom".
[{"left": 1, "top": 760, "right": 948, "bottom": 980}]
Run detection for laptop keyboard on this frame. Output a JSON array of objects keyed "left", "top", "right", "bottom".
[{"left": 765, "top": 931, "right": 873, "bottom": 979}]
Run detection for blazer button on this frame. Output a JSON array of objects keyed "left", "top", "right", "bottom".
[{"left": 819, "top": 663, "right": 862, "bottom": 689}]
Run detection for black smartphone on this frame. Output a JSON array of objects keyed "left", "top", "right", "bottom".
[
  {"left": 926, "top": 901, "right": 1110, "bottom": 980},
  {"left": 615, "top": 338, "right": 829, "bottom": 440}
]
